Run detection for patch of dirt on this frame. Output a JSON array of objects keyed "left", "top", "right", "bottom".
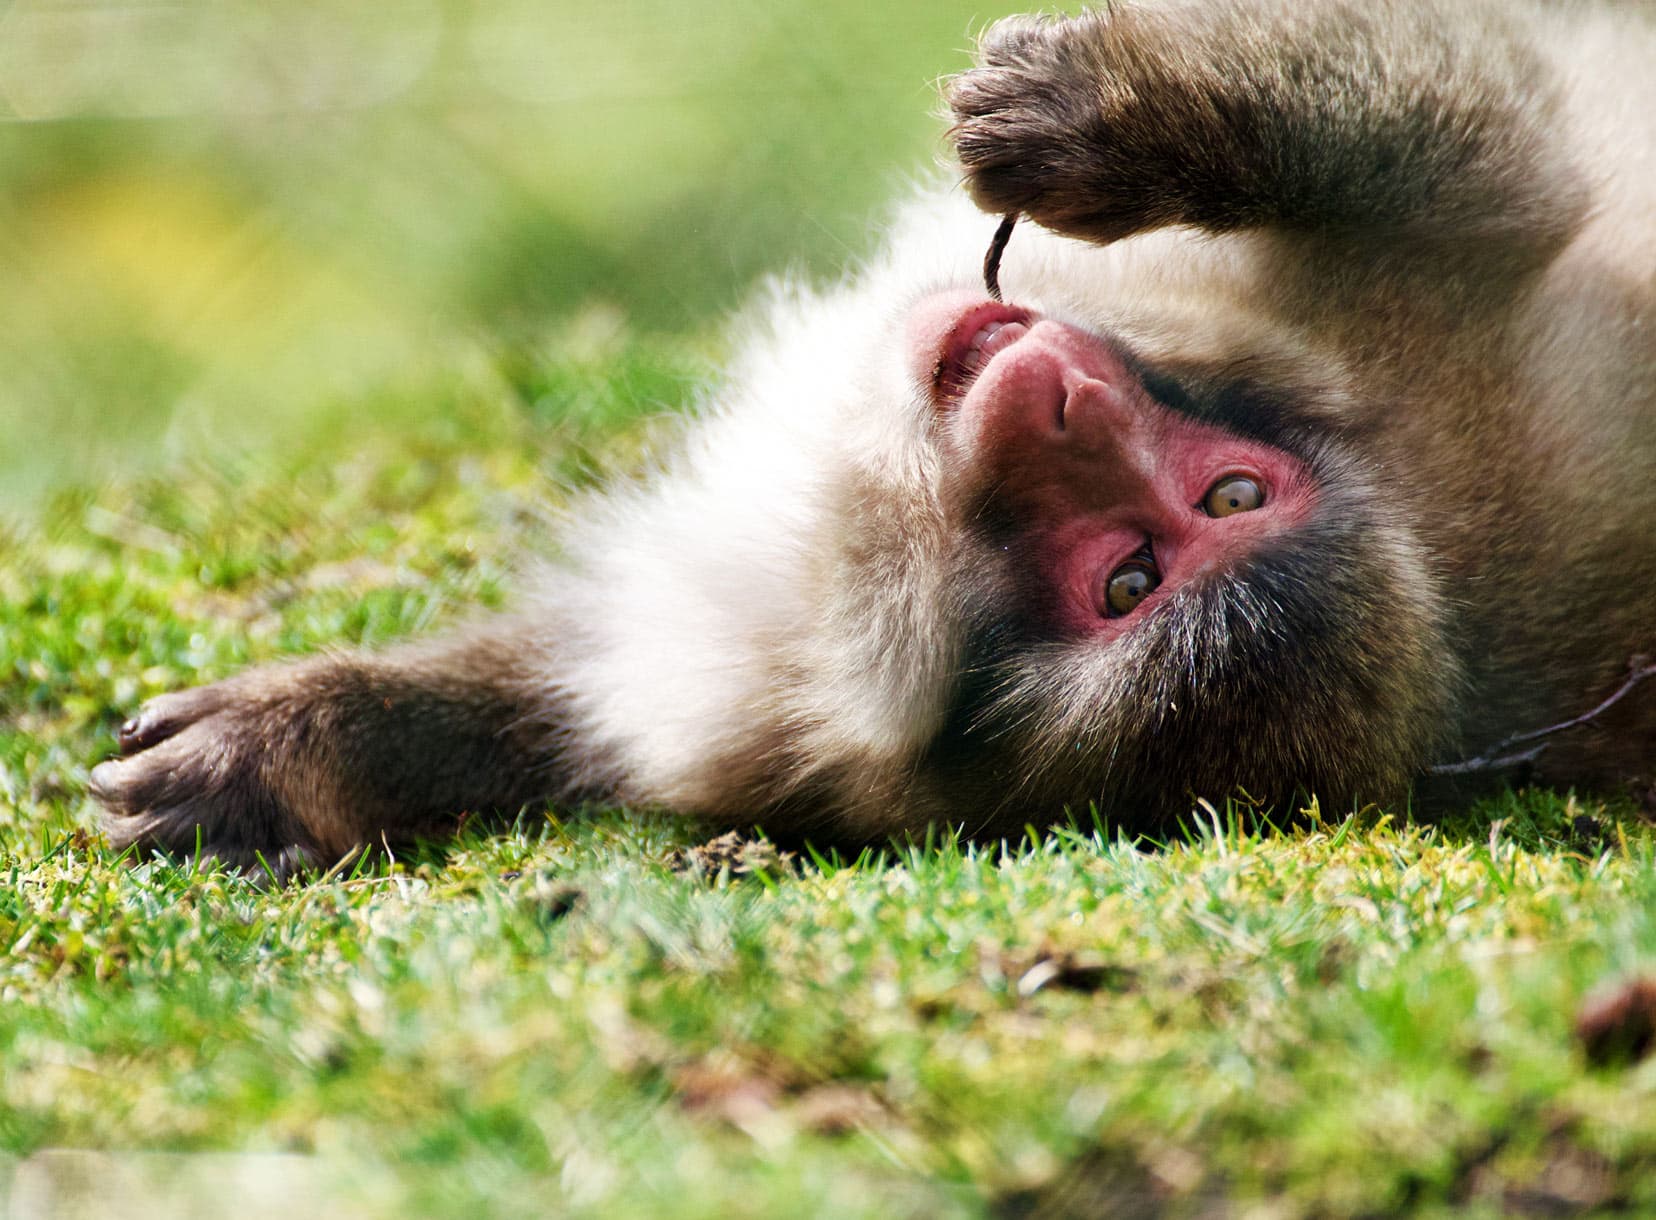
[
  {"left": 1456, "top": 1129, "right": 1629, "bottom": 1216},
  {"left": 1575, "top": 976, "right": 1656, "bottom": 1067},
  {"left": 992, "top": 1145, "right": 1227, "bottom": 1220},
  {"left": 982, "top": 944, "right": 1140, "bottom": 998},
  {"left": 668, "top": 831, "right": 797, "bottom": 880},
  {"left": 669, "top": 1050, "right": 887, "bottom": 1140},
  {"left": 671, "top": 1052, "right": 783, "bottom": 1125},
  {"left": 1020, "top": 953, "right": 1139, "bottom": 998},
  {"left": 1567, "top": 814, "right": 1608, "bottom": 852}
]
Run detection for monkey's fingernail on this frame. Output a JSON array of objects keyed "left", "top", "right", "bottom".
[{"left": 118, "top": 716, "right": 153, "bottom": 753}]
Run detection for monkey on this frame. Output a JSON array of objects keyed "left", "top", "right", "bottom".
[{"left": 90, "top": 0, "right": 1656, "bottom": 873}]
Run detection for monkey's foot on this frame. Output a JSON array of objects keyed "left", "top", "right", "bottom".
[{"left": 89, "top": 681, "right": 319, "bottom": 878}]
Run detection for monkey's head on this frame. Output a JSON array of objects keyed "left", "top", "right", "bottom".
[
  {"left": 890, "top": 286, "right": 1456, "bottom": 835},
  {"left": 564, "top": 209, "right": 1459, "bottom": 839}
]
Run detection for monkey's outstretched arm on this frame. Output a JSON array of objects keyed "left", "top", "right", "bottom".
[
  {"left": 90, "top": 620, "right": 588, "bottom": 874},
  {"left": 949, "top": 0, "right": 1587, "bottom": 250}
]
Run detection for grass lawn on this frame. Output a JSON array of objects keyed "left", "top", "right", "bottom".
[{"left": 3, "top": 338, "right": 1655, "bottom": 1217}]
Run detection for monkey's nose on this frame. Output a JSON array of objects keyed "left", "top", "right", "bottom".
[{"left": 1059, "top": 375, "right": 1131, "bottom": 432}]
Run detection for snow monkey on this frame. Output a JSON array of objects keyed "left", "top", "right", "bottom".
[{"left": 92, "top": 0, "right": 1656, "bottom": 871}]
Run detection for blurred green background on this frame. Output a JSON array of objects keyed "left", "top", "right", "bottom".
[{"left": 0, "top": 0, "right": 1024, "bottom": 510}]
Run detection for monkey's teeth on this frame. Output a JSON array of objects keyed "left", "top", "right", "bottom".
[
  {"left": 935, "top": 304, "right": 1032, "bottom": 403},
  {"left": 958, "top": 319, "right": 1028, "bottom": 385},
  {"left": 973, "top": 319, "right": 1028, "bottom": 358}
]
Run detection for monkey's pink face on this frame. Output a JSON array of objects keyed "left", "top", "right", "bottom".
[{"left": 909, "top": 291, "right": 1318, "bottom": 638}]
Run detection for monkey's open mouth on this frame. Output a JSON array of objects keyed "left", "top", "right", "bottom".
[{"left": 933, "top": 301, "right": 1031, "bottom": 403}]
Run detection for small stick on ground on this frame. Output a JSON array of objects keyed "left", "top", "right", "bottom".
[
  {"left": 983, "top": 211, "right": 1018, "bottom": 301},
  {"left": 1429, "top": 656, "right": 1656, "bottom": 777}
]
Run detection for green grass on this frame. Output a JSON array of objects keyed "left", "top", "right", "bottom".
[{"left": 4, "top": 343, "right": 1655, "bottom": 1217}]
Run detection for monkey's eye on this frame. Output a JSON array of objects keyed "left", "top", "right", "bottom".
[
  {"left": 1101, "top": 557, "right": 1161, "bottom": 617},
  {"left": 1203, "top": 475, "right": 1264, "bottom": 517}
]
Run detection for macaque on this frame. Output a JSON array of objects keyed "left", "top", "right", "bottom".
[{"left": 92, "top": 0, "right": 1656, "bottom": 871}]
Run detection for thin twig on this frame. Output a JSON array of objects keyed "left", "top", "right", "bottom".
[
  {"left": 983, "top": 211, "right": 1018, "bottom": 301},
  {"left": 1429, "top": 656, "right": 1656, "bottom": 777}
]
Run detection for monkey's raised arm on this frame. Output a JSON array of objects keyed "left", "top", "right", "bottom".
[
  {"left": 90, "top": 621, "right": 590, "bottom": 876},
  {"left": 948, "top": 0, "right": 1587, "bottom": 250}
]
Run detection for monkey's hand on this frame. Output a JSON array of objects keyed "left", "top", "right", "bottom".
[
  {"left": 90, "top": 669, "right": 333, "bottom": 878},
  {"left": 948, "top": 4, "right": 1581, "bottom": 248},
  {"left": 949, "top": 11, "right": 1177, "bottom": 244},
  {"left": 90, "top": 629, "right": 569, "bottom": 878}
]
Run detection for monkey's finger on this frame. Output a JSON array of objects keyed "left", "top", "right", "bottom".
[{"left": 116, "top": 687, "right": 231, "bottom": 755}]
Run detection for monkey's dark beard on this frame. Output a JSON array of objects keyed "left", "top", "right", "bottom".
[{"left": 936, "top": 486, "right": 1455, "bottom": 833}]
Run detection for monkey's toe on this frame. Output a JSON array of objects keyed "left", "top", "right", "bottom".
[
  {"left": 87, "top": 757, "right": 135, "bottom": 813},
  {"left": 102, "top": 796, "right": 318, "bottom": 883},
  {"left": 115, "top": 687, "right": 231, "bottom": 756}
]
